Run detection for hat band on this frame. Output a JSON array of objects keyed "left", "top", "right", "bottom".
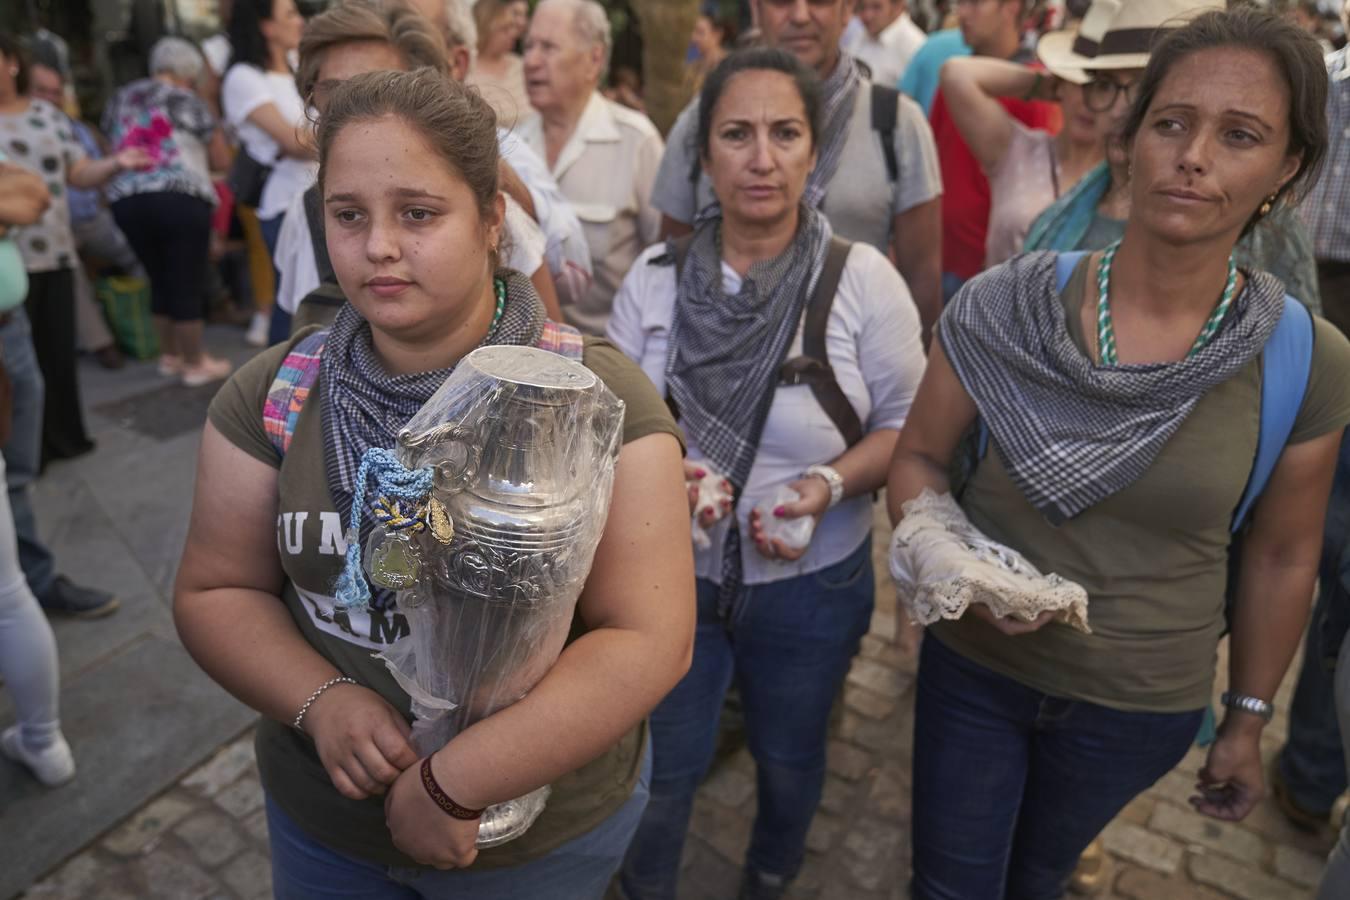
[{"left": 1072, "top": 26, "right": 1162, "bottom": 60}]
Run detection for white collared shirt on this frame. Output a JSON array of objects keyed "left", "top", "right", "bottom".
[
  {"left": 517, "top": 92, "right": 664, "bottom": 335},
  {"left": 846, "top": 12, "right": 927, "bottom": 88},
  {"left": 607, "top": 241, "right": 926, "bottom": 585}
]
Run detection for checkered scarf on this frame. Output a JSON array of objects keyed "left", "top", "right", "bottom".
[
  {"left": 803, "top": 53, "right": 862, "bottom": 209},
  {"left": 665, "top": 205, "right": 832, "bottom": 495},
  {"left": 940, "top": 251, "right": 1287, "bottom": 525},
  {"left": 320, "top": 269, "right": 547, "bottom": 521}
]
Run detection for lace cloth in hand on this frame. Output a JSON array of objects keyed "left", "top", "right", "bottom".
[{"left": 889, "top": 489, "right": 1090, "bottom": 633}]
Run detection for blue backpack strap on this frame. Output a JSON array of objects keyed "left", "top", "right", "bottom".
[
  {"left": 1230, "top": 296, "right": 1315, "bottom": 531},
  {"left": 976, "top": 252, "right": 1088, "bottom": 459},
  {"left": 263, "top": 329, "right": 328, "bottom": 459}
]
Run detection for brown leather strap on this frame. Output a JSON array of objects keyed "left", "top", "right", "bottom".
[{"left": 779, "top": 237, "right": 864, "bottom": 448}]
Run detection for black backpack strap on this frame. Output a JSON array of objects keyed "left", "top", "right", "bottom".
[
  {"left": 870, "top": 82, "right": 900, "bottom": 186},
  {"left": 778, "top": 237, "right": 864, "bottom": 447}
]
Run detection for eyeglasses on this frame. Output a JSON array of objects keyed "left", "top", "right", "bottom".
[{"left": 1082, "top": 77, "right": 1140, "bottom": 113}]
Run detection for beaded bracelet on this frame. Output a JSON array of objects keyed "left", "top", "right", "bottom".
[
  {"left": 420, "top": 757, "right": 485, "bottom": 821},
  {"left": 292, "top": 676, "right": 357, "bottom": 732}
]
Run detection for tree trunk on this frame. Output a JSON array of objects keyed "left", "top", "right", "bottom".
[{"left": 631, "top": 0, "right": 700, "bottom": 135}]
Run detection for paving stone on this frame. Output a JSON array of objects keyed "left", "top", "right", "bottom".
[
  {"left": 181, "top": 739, "right": 256, "bottom": 799},
  {"left": 241, "top": 808, "right": 270, "bottom": 846},
  {"left": 1117, "top": 793, "right": 1155, "bottom": 827},
  {"left": 864, "top": 764, "right": 908, "bottom": 822},
  {"left": 859, "top": 634, "right": 908, "bottom": 670},
  {"left": 130, "top": 847, "right": 220, "bottom": 900},
  {"left": 103, "top": 793, "right": 198, "bottom": 857},
  {"left": 214, "top": 774, "right": 264, "bottom": 819},
  {"left": 1189, "top": 851, "right": 1308, "bottom": 900},
  {"left": 1242, "top": 799, "right": 1338, "bottom": 858},
  {"left": 1113, "top": 866, "right": 1229, "bottom": 900},
  {"left": 702, "top": 763, "right": 755, "bottom": 810},
  {"left": 843, "top": 684, "right": 898, "bottom": 720},
  {"left": 1149, "top": 802, "right": 1266, "bottom": 865},
  {"left": 842, "top": 819, "right": 901, "bottom": 863},
  {"left": 174, "top": 810, "right": 245, "bottom": 868},
  {"left": 689, "top": 796, "right": 751, "bottom": 864},
  {"left": 826, "top": 740, "right": 872, "bottom": 781},
  {"left": 806, "top": 813, "right": 842, "bottom": 854},
  {"left": 819, "top": 775, "right": 856, "bottom": 816},
  {"left": 220, "top": 851, "right": 272, "bottom": 900},
  {"left": 24, "top": 852, "right": 122, "bottom": 899},
  {"left": 1274, "top": 844, "right": 1326, "bottom": 888},
  {"left": 846, "top": 659, "right": 907, "bottom": 700},
  {"left": 680, "top": 839, "right": 742, "bottom": 899},
  {"left": 1100, "top": 820, "right": 1184, "bottom": 875}
]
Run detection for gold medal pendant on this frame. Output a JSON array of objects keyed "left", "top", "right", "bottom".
[{"left": 427, "top": 497, "right": 455, "bottom": 544}]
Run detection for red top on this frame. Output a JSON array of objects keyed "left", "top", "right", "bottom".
[{"left": 932, "top": 89, "right": 1061, "bottom": 280}]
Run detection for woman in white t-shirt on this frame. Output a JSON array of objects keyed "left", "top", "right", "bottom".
[
  {"left": 222, "top": 0, "right": 314, "bottom": 343},
  {"left": 608, "top": 48, "right": 925, "bottom": 900}
]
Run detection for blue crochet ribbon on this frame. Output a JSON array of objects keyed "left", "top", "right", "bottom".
[{"left": 334, "top": 447, "right": 435, "bottom": 610}]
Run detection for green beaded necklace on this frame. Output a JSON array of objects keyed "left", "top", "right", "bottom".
[
  {"left": 489, "top": 276, "right": 507, "bottom": 333},
  {"left": 1095, "top": 240, "right": 1237, "bottom": 366}
]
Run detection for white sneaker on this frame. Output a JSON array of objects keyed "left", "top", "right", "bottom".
[
  {"left": 1, "top": 725, "right": 75, "bottom": 786},
  {"left": 244, "top": 312, "right": 269, "bottom": 347}
]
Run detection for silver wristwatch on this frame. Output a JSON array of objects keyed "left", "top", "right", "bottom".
[
  {"left": 1220, "top": 691, "right": 1274, "bottom": 723},
  {"left": 805, "top": 464, "right": 845, "bottom": 508}
]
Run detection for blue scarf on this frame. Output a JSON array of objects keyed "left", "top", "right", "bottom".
[{"left": 1022, "top": 162, "right": 1112, "bottom": 253}]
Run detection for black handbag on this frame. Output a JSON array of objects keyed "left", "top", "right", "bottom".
[{"left": 226, "top": 150, "right": 273, "bottom": 208}]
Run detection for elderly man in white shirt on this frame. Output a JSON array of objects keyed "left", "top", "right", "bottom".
[
  {"left": 844, "top": 0, "right": 927, "bottom": 88},
  {"left": 517, "top": 0, "right": 664, "bottom": 336}
]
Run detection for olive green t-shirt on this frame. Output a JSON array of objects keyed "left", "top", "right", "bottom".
[
  {"left": 207, "top": 328, "right": 682, "bottom": 868},
  {"left": 933, "top": 258, "right": 1350, "bottom": 713}
]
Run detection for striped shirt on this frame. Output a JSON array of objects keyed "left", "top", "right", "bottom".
[{"left": 1304, "top": 47, "right": 1350, "bottom": 262}]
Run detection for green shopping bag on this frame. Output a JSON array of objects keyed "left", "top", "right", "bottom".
[{"left": 96, "top": 276, "right": 159, "bottom": 360}]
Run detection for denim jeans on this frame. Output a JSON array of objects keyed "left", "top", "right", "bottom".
[
  {"left": 0, "top": 309, "right": 55, "bottom": 597},
  {"left": 259, "top": 213, "right": 292, "bottom": 345},
  {"left": 620, "top": 539, "right": 875, "bottom": 900},
  {"left": 911, "top": 635, "right": 1205, "bottom": 900},
  {"left": 267, "top": 746, "right": 650, "bottom": 899},
  {"left": 941, "top": 272, "right": 966, "bottom": 305},
  {"left": 1316, "top": 628, "right": 1350, "bottom": 899},
  {"left": 1279, "top": 427, "right": 1350, "bottom": 815}
]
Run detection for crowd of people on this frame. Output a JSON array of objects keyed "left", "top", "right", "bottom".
[{"left": 5, "top": 0, "right": 1350, "bottom": 899}]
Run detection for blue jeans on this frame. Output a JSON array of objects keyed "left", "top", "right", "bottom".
[
  {"left": 620, "top": 540, "right": 875, "bottom": 900},
  {"left": 911, "top": 635, "right": 1204, "bottom": 900},
  {"left": 0, "top": 310, "right": 55, "bottom": 597},
  {"left": 267, "top": 747, "right": 651, "bottom": 899},
  {"left": 1279, "top": 427, "right": 1350, "bottom": 815},
  {"left": 942, "top": 272, "right": 966, "bottom": 305},
  {"left": 259, "top": 212, "right": 292, "bottom": 345}
]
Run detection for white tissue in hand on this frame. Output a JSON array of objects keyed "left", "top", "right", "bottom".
[
  {"left": 690, "top": 468, "right": 733, "bottom": 549},
  {"left": 889, "top": 488, "right": 1090, "bottom": 632},
  {"left": 755, "top": 486, "right": 815, "bottom": 551}
]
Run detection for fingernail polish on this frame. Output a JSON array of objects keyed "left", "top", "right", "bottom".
[
  {"left": 694, "top": 468, "right": 706, "bottom": 478},
  {"left": 773, "top": 506, "right": 785, "bottom": 517}
]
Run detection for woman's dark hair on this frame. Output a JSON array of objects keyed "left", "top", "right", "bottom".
[
  {"left": 1120, "top": 6, "right": 1329, "bottom": 229},
  {"left": 229, "top": 0, "right": 280, "bottom": 70},
  {"left": 0, "top": 33, "right": 29, "bottom": 95},
  {"left": 696, "top": 47, "right": 822, "bottom": 160}
]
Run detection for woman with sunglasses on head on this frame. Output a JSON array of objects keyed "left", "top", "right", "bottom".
[
  {"left": 891, "top": 6, "right": 1350, "bottom": 898},
  {"left": 937, "top": 14, "right": 1109, "bottom": 269},
  {"left": 1027, "top": 0, "right": 1323, "bottom": 311}
]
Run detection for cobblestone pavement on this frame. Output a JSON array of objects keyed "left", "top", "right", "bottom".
[{"left": 20, "top": 508, "right": 1339, "bottom": 900}]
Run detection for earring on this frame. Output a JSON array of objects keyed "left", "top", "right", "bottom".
[{"left": 1259, "top": 193, "right": 1277, "bottom": 217}]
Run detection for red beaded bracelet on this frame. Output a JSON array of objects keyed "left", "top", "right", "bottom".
[{"left": 420, "top": 757, "right": 485, "bottom": 821}]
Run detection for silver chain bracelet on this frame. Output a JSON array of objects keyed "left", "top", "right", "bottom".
[{"left": 293, "top": 676, "right": 358, "bottom": 732}]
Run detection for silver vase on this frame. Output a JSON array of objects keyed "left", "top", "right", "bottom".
[{"left": 378, "top": 345, "right": 624, "bottom": 848}]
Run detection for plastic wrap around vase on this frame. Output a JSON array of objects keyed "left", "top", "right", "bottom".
[{"left": 377, "top": 345, "right": 624, "bottom": 848}]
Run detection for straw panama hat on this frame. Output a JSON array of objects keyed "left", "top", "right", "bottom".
[{"left": 1038, "top": 0, "right": 1227, "bottom": 76}]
